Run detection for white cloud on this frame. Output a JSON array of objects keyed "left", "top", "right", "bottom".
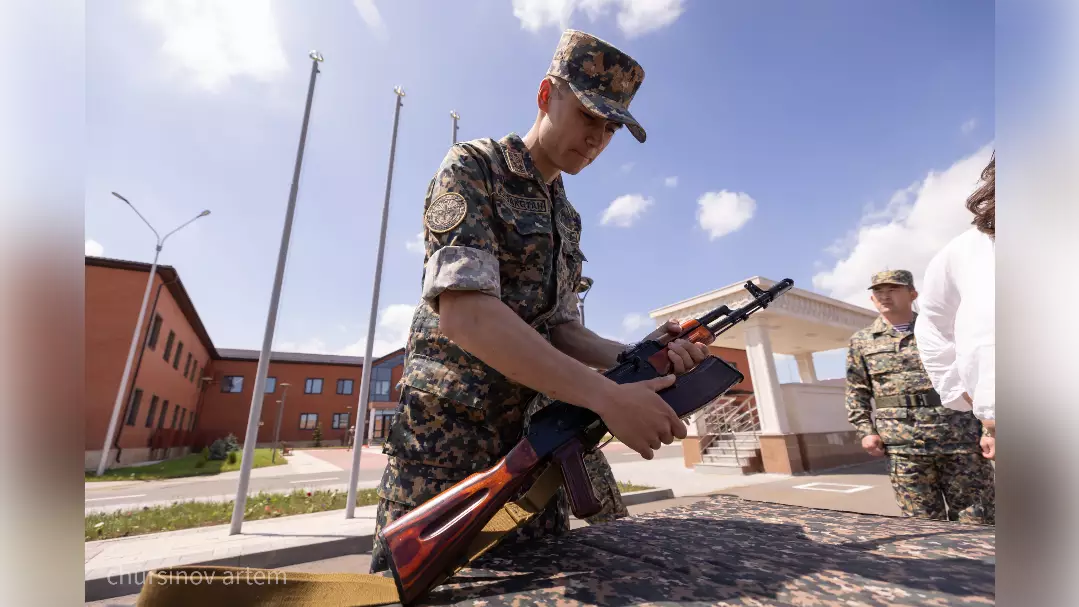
[
  {"left": 622, "top": 313, "right": 648, "bottom": 334},
  {"left": 138, "top": 0, "right": 289, "bottom": 92},
  {"left": 277, "top": 303, "right": 415, "bottom": 359},
  {"left": 85, "top": 239, "right": 104, "bottom": 257},
  {"left": 961, "top": 118, "right": 978, "bottom": 134},
  {"left": 512, "top": 0, "right": 685, "bottom": 38},
  {"left": 812, "top": 143, "right": 995, "bottom": 308},
  {"left": 338, "top": 303, "right": 415, "bottom": 358},
  {"left": 405, "top": 232, "right": 424, "bottom": 254},
  {"left": 352, "top": 0, "right": 389, "bottom": 40},
  {"left": 620, "top": 162, "right": 636, "bottom": 173},
  {"left": 664, "top": 176, "right": 678, "bottom": 188},
  {"left": 696, "top": 190, "right": 756, "bottom": 240},
  {"left": 600, "top": 194, "right": 652, "bottom": 227}
]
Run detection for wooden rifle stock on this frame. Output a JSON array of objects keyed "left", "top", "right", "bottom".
[{"left": 378, "top": 439, "right": 544, "bottom": 604}]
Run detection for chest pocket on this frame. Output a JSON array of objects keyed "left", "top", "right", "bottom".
[
  {"left": 863, "top": 344, "right": 899, "bottom": 375},
  {"left": 495, "top": 187, "right": 553, "bottom": 236}
]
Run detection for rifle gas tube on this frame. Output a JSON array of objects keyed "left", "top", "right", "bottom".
[{"left": 379, "top": 278, "right": 795, "bottom": 604}]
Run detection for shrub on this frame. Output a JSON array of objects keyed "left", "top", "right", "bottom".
[
  {"left": 227, "top": 450, "right": 239, "bottom": 465},
  {"left": 312, "top": 424, "right": 323, "bottom": 448},
  {"left": 200, "top": 447, "right": 210, "bottom": 461}
]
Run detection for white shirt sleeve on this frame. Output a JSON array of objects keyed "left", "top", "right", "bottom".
[{"left": 914, "top": 244, "right": 970, "bottom": 411}]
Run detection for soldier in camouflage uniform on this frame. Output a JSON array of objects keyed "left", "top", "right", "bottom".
[
  {"left": 846, "top": 270, "right": 995, "bottom": 524},
  {"left": 370, "top": 30, "right": 709, "bottom": 573}
]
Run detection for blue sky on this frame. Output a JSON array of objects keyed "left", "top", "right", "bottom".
[{"left": 84, "top": 0, "right": 994, "bottom": 382}]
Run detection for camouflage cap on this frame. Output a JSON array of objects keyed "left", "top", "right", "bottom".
[
  {"left": 868, "top": 270, "right": 915, "bottom": 289},
  {"left": 546, "top": 29, "right": 647, "bottom": 143}
]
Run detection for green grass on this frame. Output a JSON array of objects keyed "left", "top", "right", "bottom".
[
  {"left": 617, "top": 481, "right": 655, "bottom": 493},
  {"left": 85, "top": 488, "right": 381, "bottom": 541},
  {"left": 85, "top": 448, "right": 286, "bottom": 482}
]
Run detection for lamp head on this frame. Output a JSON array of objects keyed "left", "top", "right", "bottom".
[
  {"left": 199, "top": 210, "right": 211, "bottom": 217},
  {"left": 577, "top": 276, "right": 594, "bottom": 294},
  {"left": 309, "top": 50, "right": 324, "bottom": 62}
]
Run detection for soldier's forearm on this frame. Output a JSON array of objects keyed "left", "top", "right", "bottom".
[
  {"left": 550, "top": 321, "right": 625, "bottom": 370},
  {"left": 437, "top": 290, "right": 619, "bottom": 415}
]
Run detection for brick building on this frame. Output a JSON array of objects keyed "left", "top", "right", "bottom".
[{"left": 85, "top": 256, "right": 405, "bottom": 470}]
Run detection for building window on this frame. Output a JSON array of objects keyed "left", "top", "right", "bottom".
[
  {"left": 173, "top": 341, "right": 184, "bottom": 369},
  {"left": 332, "top": 413, "right": 349, "bottom": 429},
  {"left": 299, "top": 413, "right": 318, "bottom": 430},
  {"left": 265, "top": 377, "right": 276, "bottom": 393},
  {"left": 189, "top": 414, "right": 196, "bottom": 431},
  {"left": 305, "top": 378, "right": 323, "bottom": 394},
  {"left": 183, "top": 353, "right": 192, "bottom": 378},
  {"left": 190, "top": 362, "right": 198, "bottom": 383},
  {"left": 179, "top": 408, "right": 187, "bottom": 431},
  {"left": 163, "top": 330, "right": 175, "bottom": 360},
  {"left": 125, "top": 389, "right": 143, "bottom": 426},
  {"left": 221, "top": 376, "right": 243, "bottom": 393},
  {"left": 144, "top": 395, "right": 159, "bottom": 428},
  {"left": 157, "top": 401, "right": 169, "bottom": 428},
  {"left": 170, "top": 406, "right": 180, "bottom": 429},
  {"left": 336, "top": 379, "right": 353, "bottom": 395},
  {"left": 370, "top": 367, "right": 392, "bottom": 401},
  {"left": 147, "top": 315, "right": 163, "bottom": 350}
]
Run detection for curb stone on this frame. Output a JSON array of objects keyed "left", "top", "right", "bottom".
[{"left": 84, "top": 487, "right": 676, "bottom": 602}]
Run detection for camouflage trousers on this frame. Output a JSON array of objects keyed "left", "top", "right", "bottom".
[
  {"left": 887, "top": 452, "right": 995, "bottom": 525},
  {"left": 581, "top": 447, "right": 629, "bottom": 524},
  {"left": 369, "top": 457, "right": 572, "bottom": 574}
]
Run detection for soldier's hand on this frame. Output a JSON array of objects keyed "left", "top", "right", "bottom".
[
  {"left": 980, "top": 436, "right": 995, "bottom": 460},
  {"left": 594, "top": 374, "right": 686, "bottom": 460},
  {"left": 646, "top": 320, "right": 711, "bottom": 375},
  {"left": 862, "top": 435, "right": 885, "bottom": 457}
]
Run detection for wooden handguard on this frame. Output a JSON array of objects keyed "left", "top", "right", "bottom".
[
  {"left": 646, "top": 319, "right": 716, "bottom": 374},
  {"left": 377, "top": 440, "right": 543, "bottom": 604}
]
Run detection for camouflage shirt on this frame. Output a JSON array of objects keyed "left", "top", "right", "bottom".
[
  {"left": 383, "top": 133, "right": 587, "bottom": 473},
  {"left": 845, "top": 314, "right": 986, "bottom": 455}
]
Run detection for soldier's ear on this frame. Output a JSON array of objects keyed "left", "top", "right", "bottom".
[{"left": 538, "top": 78, "right": 553, "bottom": 112}]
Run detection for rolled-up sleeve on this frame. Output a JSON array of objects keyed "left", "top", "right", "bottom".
[
  {"left": 914, "top": 247, "right": 968, "bottom": 411},
  {"left": 419, "top": 145, "right": 501, "bottom": 313},
  {"left": 546, "top": 288, "right": 581, "bottom": 326}
]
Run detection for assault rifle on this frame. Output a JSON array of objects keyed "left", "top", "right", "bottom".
[{"left": 378, "top": 278, "right": 795, "bottom": 604}]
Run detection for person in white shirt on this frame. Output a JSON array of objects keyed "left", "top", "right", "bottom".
[{"left": 915, "top": 154, "right": 996, "bottom": 460}]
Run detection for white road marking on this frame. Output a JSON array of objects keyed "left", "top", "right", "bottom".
[
  {"left": 288, "top": 477, "right": 338, "bottom": 484},
  {"left": 85, "top": 494, "right": 147, "bottom": 502},
  {"left": 791, "top": 482, "right": 874, "bottom": 494}
]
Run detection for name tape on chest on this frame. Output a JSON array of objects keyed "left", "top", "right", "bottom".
[
  {"left": 425, "top": 193, "right": 469, "bottom": 233},
  {"left": 499, "top": 189, "right": 550, "bottom": 214}
]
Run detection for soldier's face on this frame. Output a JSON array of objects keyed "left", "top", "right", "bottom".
[
  {"left": 870, "top": 285, "right": 917, "bottom": 314},
  {"left": 537, "top": 79, "right": 622, "bottom": 175}
]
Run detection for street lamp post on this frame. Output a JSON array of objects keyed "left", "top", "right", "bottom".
[
  {"left": 271, "top": 383, "right": 290, "bottom": 464},
  {"left": 346, "top": 86, "right": 406, "bottom": 519},
  {"left": 577, "top": 276, "right": 594, "bottom": 327},
  {"left": 450, "top": 110, "right": 459, "bottom": 144},
  {"left": 95, "top": 192, "right": 210, "bottom": 476},
  {"left": 229, "top": 50, "right": 324, "bottom": 535}
]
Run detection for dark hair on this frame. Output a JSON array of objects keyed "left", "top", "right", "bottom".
[{"left": 966, "top": 153, "right": 995, "bottom": 237}]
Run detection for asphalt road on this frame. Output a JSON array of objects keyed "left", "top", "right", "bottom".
[{"left": 84, "top": 442, "right": 682, "bottom": 513}]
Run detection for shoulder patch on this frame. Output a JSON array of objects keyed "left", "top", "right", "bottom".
[{"left": 425, "top": 193, "right": 468, "bottom": 233}]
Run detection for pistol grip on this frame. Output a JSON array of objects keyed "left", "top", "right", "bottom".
[{"left": 553, "top": 440, "right": 602, "bottom": 519}]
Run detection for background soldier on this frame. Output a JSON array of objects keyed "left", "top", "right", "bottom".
[
  {"left": 845, "top": 270, "right": 994, "bottom": 524},
  {"left": 369, "top": 29, "right": 709, "bottom": 573}
]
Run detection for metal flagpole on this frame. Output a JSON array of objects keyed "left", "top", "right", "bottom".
[
  {"left": 346, "top": 86, "right": 406, "bottom": 519},
  {"left": 450, "top": 110, "right": 459, "bottom": 144},
  {"left": 229, "top": 51, "right": 324, "bottom": 535}
]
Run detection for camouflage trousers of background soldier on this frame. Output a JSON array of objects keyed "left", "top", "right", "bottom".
[{"left": 887, "top": 452, "right": 995, "bottom": 525}]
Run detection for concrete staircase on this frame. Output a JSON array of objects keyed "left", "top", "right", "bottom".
[{"left": 694, "top": 432, "right": 763, "bottom": 475}]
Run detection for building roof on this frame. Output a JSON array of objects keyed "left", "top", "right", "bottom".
[
  {"left": 216, "top": 349, "right": 365, "bottom": 367},
  {"left": 87, "top": 255, "right": 408, "bottom": 368},
  {"left": 86, "top": 255, "right": 220, "bottom": 360}
]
